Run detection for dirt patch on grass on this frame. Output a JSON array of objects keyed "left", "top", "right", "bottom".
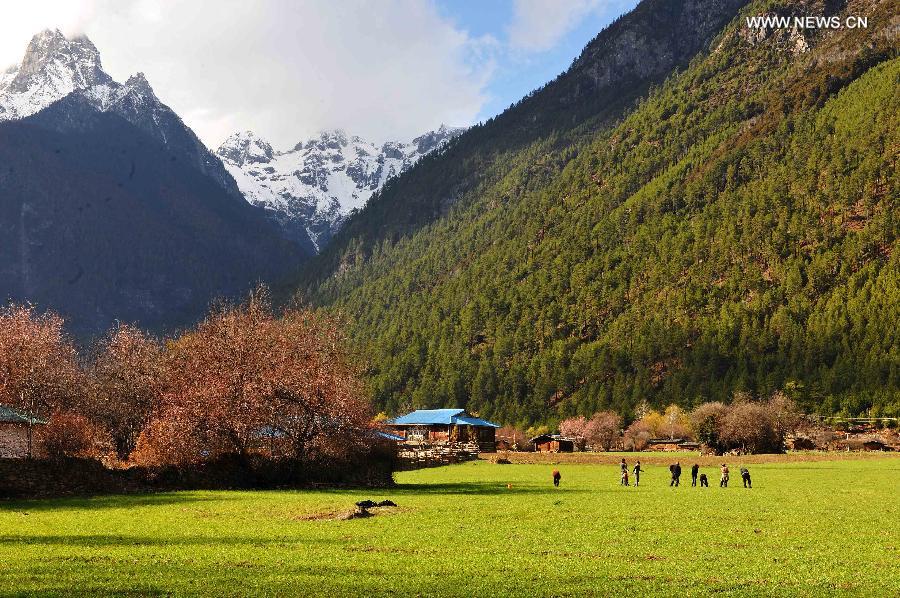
[{"left": 294, "top": 506, "right": 406, "bottom": 522}]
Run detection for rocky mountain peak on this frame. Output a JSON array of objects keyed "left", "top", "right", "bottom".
[
  {"left": 9, "top": 29, "right": 108, "bottom": 93},
  {"left": 217, "top": 125, "right": 466, "bottom": 251},
  {"left": 297, "top": 128, "right": 350, "bottom": 152},
  {"left": 0, "top": 30, "right": 111, "bottom": 120},
  {"left": 124, "top": 72, "right": 155, "bottom": 96},
  {"left": 218, "top": 131, "right": 275, "bottom": 166}
]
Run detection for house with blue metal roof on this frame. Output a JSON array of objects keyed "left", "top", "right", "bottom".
[{"left": 384, "top": 409, "right": 500, "bottom": 452}]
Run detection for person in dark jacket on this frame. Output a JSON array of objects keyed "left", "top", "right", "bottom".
[
  {"left": 552, "top": 469, "right": 561, "bottom": 487},
  {"left": 691, "top": 463, "right": 700, "bottom": 486},
  {"left": 740, "top": 467, "right": 752, "bottom": 488},
  {"left": 632, "top": 461, "right": 642, "bottom": 487},
  {"left": 699, "top": 473, "right": 709, "bottom": 487},
  {"left": 670, "top": 462, "right": 681, "bottom": 486}
]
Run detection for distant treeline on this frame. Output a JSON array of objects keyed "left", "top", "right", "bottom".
[{"left": 500, "top": 392, "right": 807, "bottom": 455}]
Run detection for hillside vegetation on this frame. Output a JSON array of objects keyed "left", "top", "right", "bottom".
[{"left": 297, "top": 0, "right": 899, "bottom": 425}]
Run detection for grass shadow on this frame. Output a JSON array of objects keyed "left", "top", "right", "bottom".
[{"left": 0, "top": 492, "right": 231, "bottom": 513}]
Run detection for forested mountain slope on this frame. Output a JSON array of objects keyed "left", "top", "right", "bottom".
[
  {"left": 298, "top": 0, "right": 899, "bottom": 424},
  {"left": 302, "top": 0, "right": 749, "bottom": 283}
]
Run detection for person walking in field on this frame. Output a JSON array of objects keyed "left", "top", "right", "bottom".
[
  {"left": 699, "top": 473, "right": 709, "bottom": 487},
  {"left": 740, "top": 467, "right": 752, "bottom": 488},
  {"left": 670, "top": 462, "right": 682, "bottom": 487},
  {"left": 632, "top": 461, "right": 642, "bottom": 487},
  {"left": 720, "top": 463, "right": 730, "bottom": 487},
  {"left": 552, "top": 469, "right": 561, "bottom": 487},
  {"left": 621, "top": 469, "right": 629, "bottom": 486},
  {"left": 691, "top": 463, "right": 700, "bottom": 486}
]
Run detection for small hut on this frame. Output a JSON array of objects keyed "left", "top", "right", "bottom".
[
  {"left": 646, "top": 438, "right": 700, "bottom": 452},
  {"left": 531, "top": 434, "right": 575, "bottom": 453}
]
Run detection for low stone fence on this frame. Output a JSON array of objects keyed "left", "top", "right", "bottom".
[{"left": 0, "top": 451, "right": 396, "bottom": 500}]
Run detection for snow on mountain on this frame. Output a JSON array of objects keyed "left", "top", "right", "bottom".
[
  {"left": 1, "top": 29, "right": 461, "bottom": 253},
  {"left": 217, "top": 125, "right": 465, "bottom": 250},
  {"left": 0, "top": 29, "right": 240, "bottom": 199},
  {"left": 0, "top": 29, "right": 111, "bottom": 120}
]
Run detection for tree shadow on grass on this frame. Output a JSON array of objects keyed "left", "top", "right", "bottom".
[{"left": 0, "top": 492, "right": 232, "bottom": 513}]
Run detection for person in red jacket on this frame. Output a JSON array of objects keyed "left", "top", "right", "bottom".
[{"left": 552, "top": 469, "right": 561, "bottom": 487}]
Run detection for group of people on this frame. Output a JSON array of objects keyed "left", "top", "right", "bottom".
[
  {"left": 633, "top": 459, "right": 751, "bottom": 488},
  {"left": 551, "top": 460, "right": 753, "bottom": 488}
]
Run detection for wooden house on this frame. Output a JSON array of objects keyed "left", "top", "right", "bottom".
[
  {"left": 531, "top": 434, "right": 575, "bottom": 453},
  {"left": 646, "top": 438, "right": 700, "bottom": 452},
  {"left": 384, "top": 409, "right": 499, "bottom": 452}
]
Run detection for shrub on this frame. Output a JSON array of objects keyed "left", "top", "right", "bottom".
[
  {"left": 691, "top": 402, "right": 728, "bottom": 454},
  {"left": 39, "top": 412, "right": 111, "bottom": 461}
]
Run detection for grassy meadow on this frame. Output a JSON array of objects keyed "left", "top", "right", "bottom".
[{"left": 0, "top": 455, "right": 898, "bottom": 596}]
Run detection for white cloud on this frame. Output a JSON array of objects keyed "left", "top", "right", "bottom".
[
  {"left": 508, "top": 0, "right": 613, "bottom": 52},
  {"left": 0, "top": 0, "right": 497, "bottom": 149}
]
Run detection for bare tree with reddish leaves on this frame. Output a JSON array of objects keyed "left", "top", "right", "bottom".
[
  {"left": 583, "top": 411, "right": 622, "bottom": 451},
  {"left": 134, "top": 288, "right": 372, "bottom": 466},
  {"left": 623, "top": 419, "right": 653, "bottom": 451},
  {"left": 559, "top": 416, "right": 588, "bottom": 450},
  {"left": 496, "top": 425, "right": 530, "bottom": 450},
  {"left": 0, "top": 304, "right": 81, "bottom": 457},
  {"left": 87, "top": 324, "right": 165, "bottom": 461}
]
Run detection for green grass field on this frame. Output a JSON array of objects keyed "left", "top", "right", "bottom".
[{"left": 1, "top": 456, "right": 898, "bottom": 596}]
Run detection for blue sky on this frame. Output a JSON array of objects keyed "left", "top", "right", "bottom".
[
  {"left": 2, "top": 0, "right": 641, "bottom": 147},
  {"left": 435, "top": 0, "right": 639, "bottom": 124}
]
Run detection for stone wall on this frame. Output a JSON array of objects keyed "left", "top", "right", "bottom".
[
  {"left": 0, "top": 425, "right": 32, "bottom": 459},
  {"left": 0, "top": 450, "right": 396, "bottom": 499}
]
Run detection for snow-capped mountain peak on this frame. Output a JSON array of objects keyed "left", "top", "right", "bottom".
[
  {"left": 1, "top": 30, "right": 241, "bottom": 200},
  {"left": 0, "top": 29, "right": 112, "bottom": 120},
  {"left": 216, "top": 125, "right": 465, "bottom": 251},
  {"left": 219, "top": 131, "right": 276, "bottom": 167}
]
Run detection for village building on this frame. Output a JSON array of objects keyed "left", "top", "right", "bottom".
[
  {"left": 645, "top": 438, "right": 701, "bottom": 452},
  {"left": 0, "top": 405, "right": 46, "bottom": 458},
  {"left": 384, "top": 409, "right": 499, "bottom": 452},
  {"left": 531, "top": 434, "right": 575, "bottom": 453},
  {"left": 836, "top": 438, "right": 894, "bottom": 452}
]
